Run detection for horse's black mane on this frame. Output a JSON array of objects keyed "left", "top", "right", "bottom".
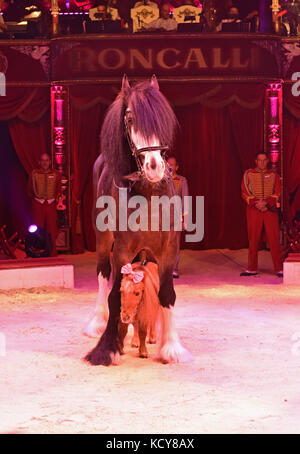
[{"left": 99, "top": 79, "right": 178, "bottom": 190}]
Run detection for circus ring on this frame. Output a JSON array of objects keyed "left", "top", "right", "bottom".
[
  {"left": 1, "top": 33, "right": 300, "bottom": 434},
  {"left": 1, "top": 250, "right": 300, "bottom": 434}
]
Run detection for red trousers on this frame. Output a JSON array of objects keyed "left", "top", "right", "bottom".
[
  {"left": 32, "top": 199, "right": 58, "bottom": 256},
  {"left": 246, "top": 206, "right": 283, "bottom": 273}
]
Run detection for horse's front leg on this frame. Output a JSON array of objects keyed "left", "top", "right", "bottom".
[
  {"left": 84, "top": 231, "right": 113, "bottom": 337},
  {"left": 158, "top": 263, "right": 193, "bottom": 364},
  {"left": 85, "top": 273, "right": 122, "bottom": 366},
  {"left": 85, "top": 245, "right": 138, "bottom": 366}
]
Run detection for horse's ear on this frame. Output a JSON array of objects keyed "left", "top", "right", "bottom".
[
  {"left": 150, "top": 74, "right": 159, "bottom": 91},
  {"left": 122, "top": 74, "right": 130, "bottom": 93}
]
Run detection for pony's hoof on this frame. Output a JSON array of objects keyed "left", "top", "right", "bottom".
[
  {"left": 131, "top": 337, "right": 139, "bottom": 348},
  {"left": 139, "top": 351, "right": 149, "bottom": 358},
  {"left": 148, "top": 338, "right": 156, "bottom": 344}
]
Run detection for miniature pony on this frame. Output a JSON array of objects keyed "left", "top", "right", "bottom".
[{"left": 119, "top": 261, "right": 159, "bottom": 359}]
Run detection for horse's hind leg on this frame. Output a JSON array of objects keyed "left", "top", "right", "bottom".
[
  {"left": 158, "top": 262, "right": 193, "bottom": 364},
  {"left": 84, "top": 231, "right": 113, "bottom": 337}
]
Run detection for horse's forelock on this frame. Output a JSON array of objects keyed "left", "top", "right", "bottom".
[
  {"left": 99, "top": 80, "right": 177, "bottom": 189},
  {"left": 127, "top": 82, "right": 178, "bottom": 147}
]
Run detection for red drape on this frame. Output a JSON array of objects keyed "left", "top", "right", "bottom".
[
  {"left": 173, "top": 102, "right": 263, "bottom": 249},
  {"left": 69, "top": 86, "right": 109, "bottom": 253},
  {"left": 9, "top": 113, "right": 51, "bottom": 174},
  {"left": 0, "top": 86, "right": 50, "bottom": 172},
  {"left": 283, "top": 86, "right": 300, "bottom": 224},
  {"left": 283, "top": 109, "right": 300, "bottom": 224},
  {"left": 0, "top": 86, "right": 50, "bottom": 236}
]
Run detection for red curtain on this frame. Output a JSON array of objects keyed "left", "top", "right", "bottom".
[
  {"left": 9, "top": 113, "right": 51, "bottom": 174},
  {"left": 283, "top": 87, "right": 300, "bottom": 224},
  {"left": 173, "top": 102, "right": 263, "bottom": 249},
  {"left": 167, "top": 83, "right": 264, "bottom": 249},
  {"left": 0, "top": 86, "right": 50, "bottom": 172},
  {"left": 283, "top": 109, "right": 300, "bottom": 224},
  {"left": 0, "top": 87, "right": 49, "bottom": 123},
  {"left": 0, "top": 86, "right": 50, "bottom": 236},
  {"left": 69, "top": 86, "right": 109, "bottom": 253}
]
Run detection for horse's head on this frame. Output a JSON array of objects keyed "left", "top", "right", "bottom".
[
  {"left": 122, "top": 75, "right": 178, "bottom": 184},
  {"left": 120, "top": 263, "right": 145, "bottom": 324}
]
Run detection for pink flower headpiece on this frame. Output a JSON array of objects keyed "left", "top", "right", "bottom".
[{"left": 121, "top": 263, "right": 144, "bottom": 284}]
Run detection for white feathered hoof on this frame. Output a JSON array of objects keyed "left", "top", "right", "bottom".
[
  {"left": 159, "top": 340, "right": 194, "bottom": 364},
  {"left": 83, "top": 315, "right": 107, "bottom": 338},
  {"left": 159, "top": 306, "right": 194, "bottom": 364}
]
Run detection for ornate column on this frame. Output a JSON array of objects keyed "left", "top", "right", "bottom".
[
  {"left": 265, "top": 82, "right": 285, "bottom": 245},
  {"left": 51, "top": 84, "right": 70, "bottom": 251},
  {"left": 271, "top": 0, "right": 281, "bottom": 34},
  {"left": 265, "top": 82, "right": 282, "bottom": 174},
  {"left": 51, "top": 0, "right": 60, "bottom": 35}
]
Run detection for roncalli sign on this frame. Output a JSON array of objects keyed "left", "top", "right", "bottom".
[{"left": 51, "top": 34, "right": 281, "bottom": 80}]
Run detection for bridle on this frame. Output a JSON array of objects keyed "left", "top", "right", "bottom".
[{"left": 124, "top": 108, "right": 169, "bottom": 174}]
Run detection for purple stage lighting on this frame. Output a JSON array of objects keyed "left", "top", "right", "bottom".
[{"left": 28, "top": 224, "right": 38, "bottom": 234}]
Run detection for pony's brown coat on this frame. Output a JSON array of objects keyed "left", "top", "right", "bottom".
[{"left": 119, "top": 261, "right": 160, "bottom": 358}]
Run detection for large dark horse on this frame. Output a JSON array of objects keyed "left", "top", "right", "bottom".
[{"left": 84, "top": 75, "right": 192, "bottom": 366}]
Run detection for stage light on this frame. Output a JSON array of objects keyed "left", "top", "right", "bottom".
[
  {"left": 28, "top": 224, "right": 38, "bottom": 234},
  {"left": 25, "top": 225, "right": 52, "bottom": 258}
]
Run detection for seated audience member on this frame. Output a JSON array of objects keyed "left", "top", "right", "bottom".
[
  {"left": 245, "top": 9, "right": 259, "bottom": 32},
  {"left": 142, "top": 2, "right": 177, "bottom": 31},
  {"left": 107, "top": 0, "right": 130, "bottom": 22},
  {"left": 279, "top": 11, "right": 298, "bottom": 36},
  {"left": 182, "top": 1, "right": 209, "bottom": 31},
  {"left": 216, "top": 6, "right": 241, "bottom": 31},
  {"left": 89, "top": 1, "right": 111, "bottom": 21}
]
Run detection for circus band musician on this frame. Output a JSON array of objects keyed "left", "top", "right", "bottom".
[
  {"left": 241, "top": 151, "right": 283, "bottom": 278},
  {"left": 28, "top": 153, "right": 61, "bottom": 257},
  {"left": 89, "top": 1, "right": 112, "bottom": 21},
  {"left": 167, "top": 156, "right": 189, "bottom": 278},
  {"left": 142, "top": 2, "right": 177, "bottom": 32}
]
